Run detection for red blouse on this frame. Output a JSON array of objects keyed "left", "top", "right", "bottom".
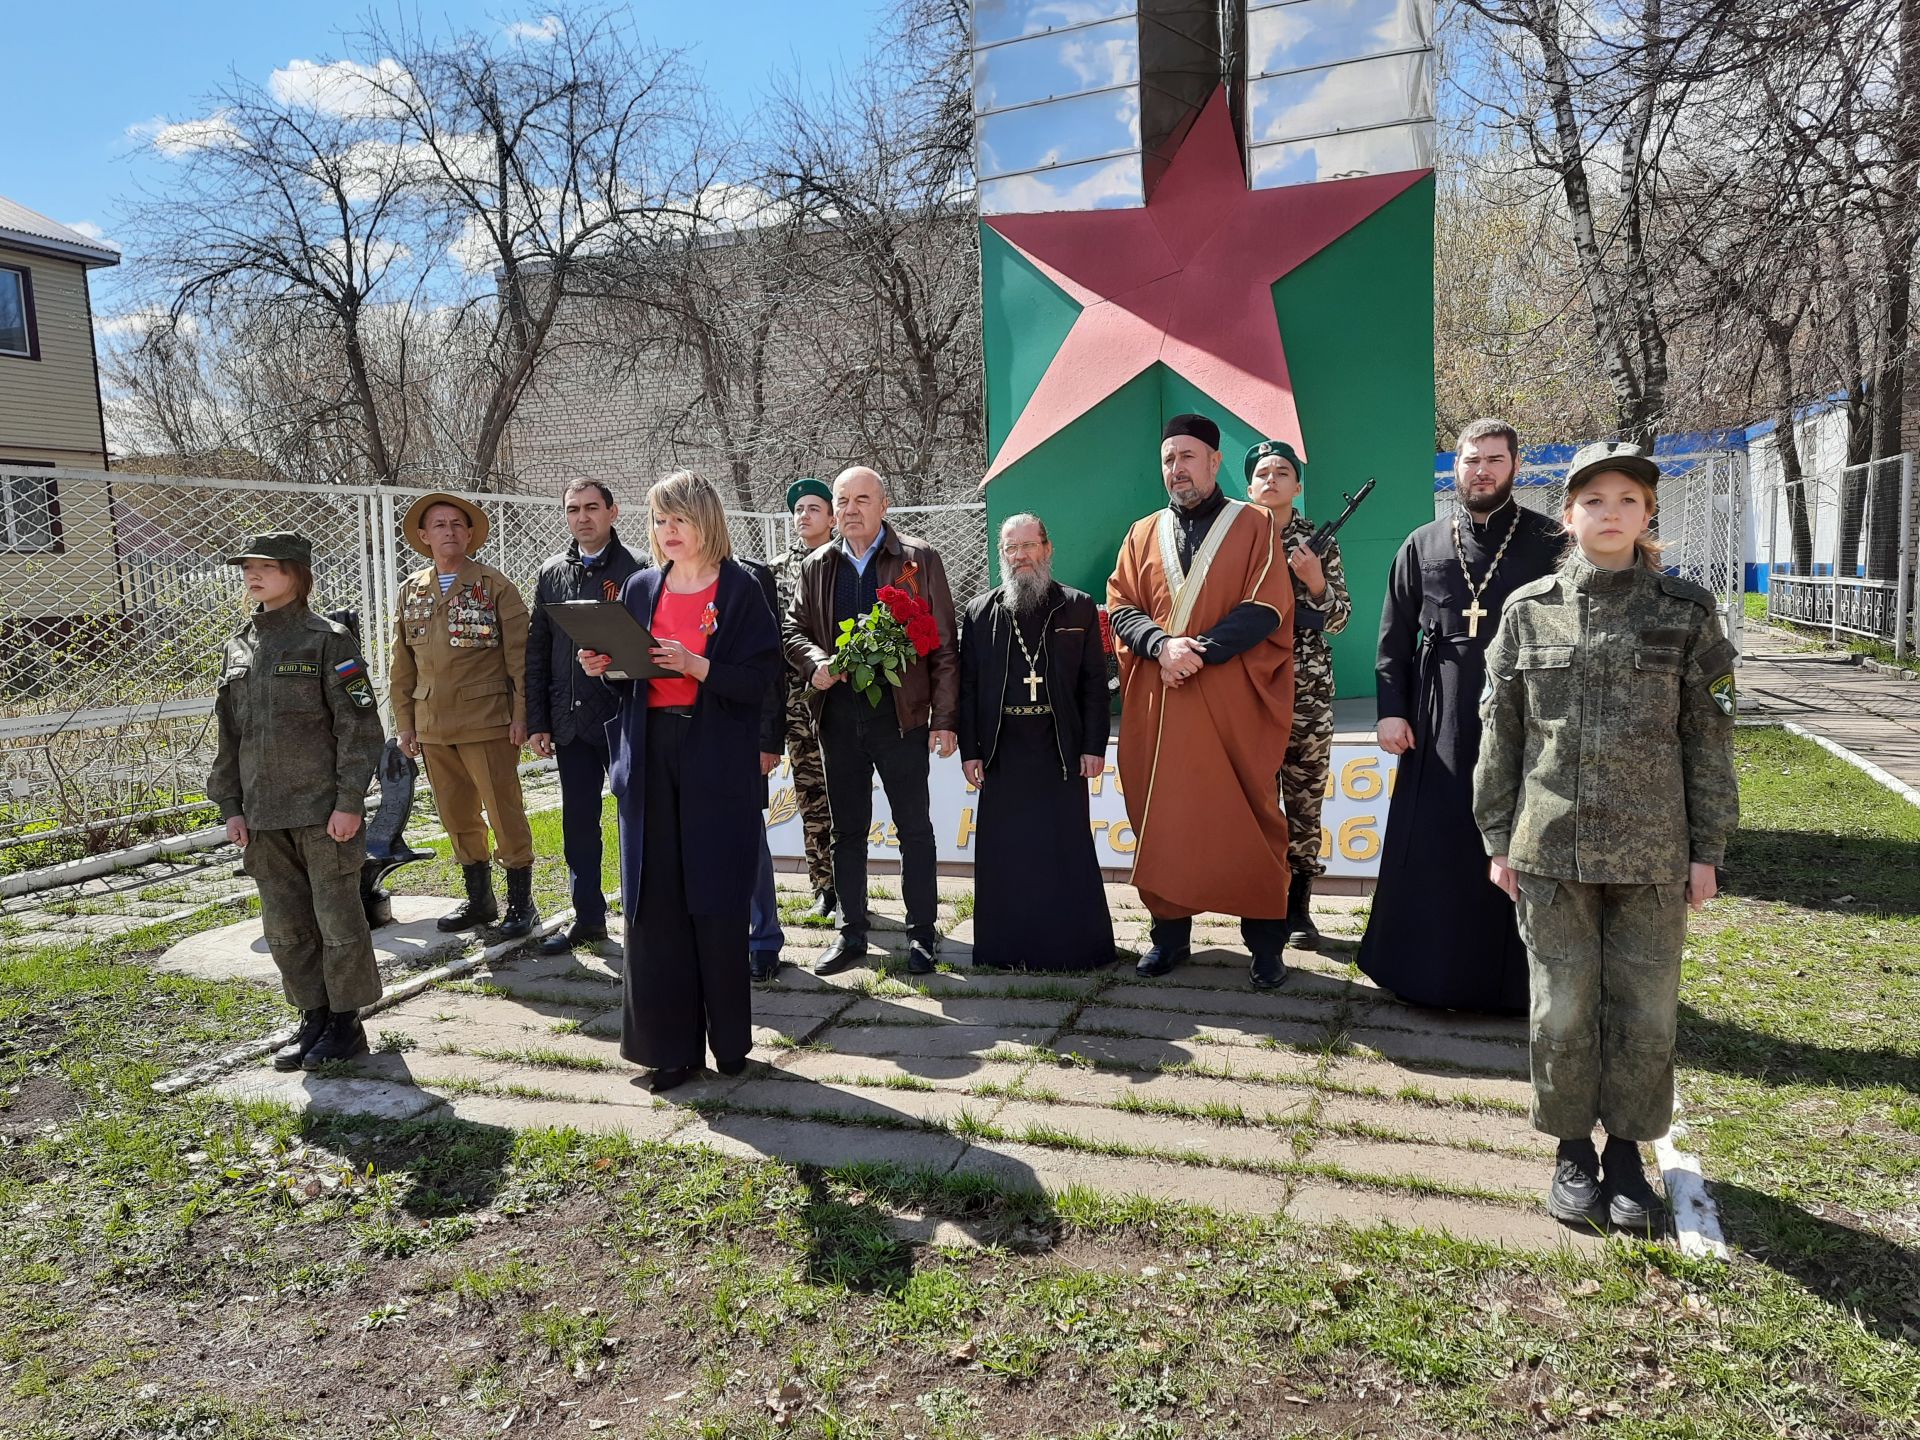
[{"left": 647, "top": 579, "right": 719, "bottom": 708}]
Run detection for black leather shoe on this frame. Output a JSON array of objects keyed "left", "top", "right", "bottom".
[
  {"left": 273, "top": 1007, "right": 329, "bottom": 1072},
  {"left": 715, "top": 1056, "right": 749, "bottom": 1077},
  {"left": 906, "top": 940, "right": 937, "bottom": 975},
  {"left": 1135, "top": 943, "right": 1188, "bottom": 979},
  {"left": 649, "top": 1065, "right": 698, "bottom": 1093},
  {"left": 1248, "top": 950, "right": 1288, "bottom": 989},
  {"left": 1546, "top": 1138, "right": 1606, "bottom": 1228},
  {"left": 301, "top": 1012, "right": 369, "bottom": 1068},
  {"left": 1601, "top": 1137, "right": 1668, "bottom": 1234},
  {"left": 810, "top": 889, "right": 837, "bottom": 920},
  {"left": 814, "top": 937, "right": 869, "bottom": 976},
  {"left": 540, "top": 920, "right": 609, "bottom": 956},
  {"left": 1286, "top": 871, "right": 1322, "bottom": 950},
  {"left": 490, "top": 865, "right": 539, "bottom": 942},
  {"left": 437, "top": 862, "right": 499, "bottom": 932},
  {"left": 748, "top": 951, "right": 782, "bottom": 982}
]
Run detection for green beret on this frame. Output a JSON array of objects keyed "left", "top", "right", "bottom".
[
  {"left": 786, "top": 477, "right": 832, "bottom": 511},
  {"left": 225, "top": 532, "right": 312, "bottom": 566},
  {"left": 1244, "top": 438, "right": 1304, "bottom": 483}
]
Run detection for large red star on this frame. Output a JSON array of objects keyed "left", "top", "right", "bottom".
[{"left": 983, "top": 89, "right": 1427, "bottom": 481}]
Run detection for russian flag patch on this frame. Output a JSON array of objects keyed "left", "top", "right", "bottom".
[{"left": 335, "top": 657, "right": 366, "bottom": 679}]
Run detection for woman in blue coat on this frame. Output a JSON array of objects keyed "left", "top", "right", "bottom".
[{"left": 581, "top": 472, "right": 780, "bottom": 1091}]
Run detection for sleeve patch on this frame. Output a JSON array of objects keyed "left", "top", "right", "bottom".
[
  {"left": 273, "top": 661, "right": 321, "bottom": 677},
  {"left": 344, "top": 676, "right": 377, "bottom": 710},
  {"left": 1708, "top": 673, "right": 1735, "bottom": 716}
]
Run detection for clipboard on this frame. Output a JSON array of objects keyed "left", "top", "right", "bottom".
[{"left": 542, "top": 600, "right": 673, "bottom": 680}]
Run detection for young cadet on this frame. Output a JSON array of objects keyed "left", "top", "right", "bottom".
[
  {"left": 209, "top": 533, "right": 386, "bottom": 1068},
  {"left": 1473, "top": 442, "right": 1739, "bottom": 1233}
]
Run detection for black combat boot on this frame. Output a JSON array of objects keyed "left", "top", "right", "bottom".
[
  {"left": 301, "top": 1011, "right": 369, "bottom": 1068},
  {"left": 272, "top": 1006, "right": 330, "bottom": 1072},
  {"left": 1601, "top": 1136, "right": 1669, "bottom": 1234},
  {"left": 1286, "top": 871, "right": 1322, "bottom": 950},
  {"left": 1546, "top": 1137, "right": 1606, "bottom": 1228},
  {"left": 492, "top": 865, "right": 539, "bottom": 942},
  {"left": 810, "top": 888, "right": 837, "bottom": 921},
  {"left": 436, "top": 862, "right": 499, "bottom": 932}
]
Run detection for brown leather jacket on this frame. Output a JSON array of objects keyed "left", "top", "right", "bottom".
[{"left": 782, "top": 524, "right": 960, "bottom": 734}]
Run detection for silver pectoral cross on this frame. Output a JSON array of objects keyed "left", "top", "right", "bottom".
[
  {"left": 1464, "top": 598, "right": 1488, "bottom": 638},
  {"left": 1023, "top": 669, "right": 1043, "bottom": 702}
]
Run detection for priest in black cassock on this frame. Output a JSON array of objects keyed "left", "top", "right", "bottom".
[
  {"left": 958, "top": 513, "right": 1115, "bottom": 971},
  {"left": 1357, "top": 418, "right": 1563, "bottom": 1012}
]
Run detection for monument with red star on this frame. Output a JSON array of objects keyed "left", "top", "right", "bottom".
[{"left": 975, "top": 3, "right": 1437, "bottom": 698}]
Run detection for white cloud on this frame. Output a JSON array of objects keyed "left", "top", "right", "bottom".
[
  {"left": 128, "top": 110, "right": 245, "bottom": 156},
  {"left": 504, "top": 15, "right": 563, "bottom": 42},
  {"left": 269, "top": 57, "right": 414, "bottom": 119},
  {"left": 63, "top": 221, "right": 122, "bottom": 251},
  {"left": 94, "top": 306, "right": 198, "bottom": 341}
]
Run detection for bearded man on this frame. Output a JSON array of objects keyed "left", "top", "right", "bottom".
[
  {"left": 958, "top": 514, "right": 1114, "bottom": 971},
  {"left": 1356, "top": 418, "right": 1563, "bottom": 1012}
]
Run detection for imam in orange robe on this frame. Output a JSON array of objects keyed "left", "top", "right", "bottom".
[{"left": 1107, "top": 499, "right": 1295, "bottom": 921}]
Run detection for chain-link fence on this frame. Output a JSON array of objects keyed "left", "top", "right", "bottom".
[
  {"left": 1432, "top": 449, "right": 1748, "bottom": 646},
  {"left": 1760, "top": 455, "right": 1918, "bottom": 657},
  {"left": 0, "top": 465, "right": 986, "bottom": 862}
]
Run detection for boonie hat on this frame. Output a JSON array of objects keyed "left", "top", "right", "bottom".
[
  {"left": 225, "top": 532, "right": 312, "bottom": 566},
  {"left": 1566, "top": 441, "right": 1660, "bottom": 493},
  {"left": 402, "top": 491, "right": 490, "bottom": 556}
]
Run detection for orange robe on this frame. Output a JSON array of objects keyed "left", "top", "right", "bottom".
[{"left": 1108, "top": 501, "right": 1295, "bottom": 920}]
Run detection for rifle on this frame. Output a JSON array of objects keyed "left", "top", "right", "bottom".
[{"left": 1293, "top": 478, "right": 1375, "bottom": 633}]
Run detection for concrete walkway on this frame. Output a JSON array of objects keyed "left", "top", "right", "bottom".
[
  {"left": 207, "top": 878, "right": 1597, "bottom": 1254},
  {"left": 1739, "top": 623, "right": 1920, "bottom": 793}
]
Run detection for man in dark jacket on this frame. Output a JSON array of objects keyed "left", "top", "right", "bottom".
[
  {"left": 527, "top": 480, "right": 646, "bottom": 954},
  {"left": 783, "top": 466, "right": 960, "bottom": 976},
  {"left": 959, "top": 513, "right": 1114, "bottom": 971}
]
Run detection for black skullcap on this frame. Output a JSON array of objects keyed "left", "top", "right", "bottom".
[{"left": 1161, "top": 413, "right": 1221, "bottom": 450}]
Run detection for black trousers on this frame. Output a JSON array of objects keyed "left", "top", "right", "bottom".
[
  {"left": 554, "top": 737, "right": 610, "bottom": 929},
  {"left": 1150, "top": 914, "right": 1289, "bottom": 956},
  {"left": 818, "top": 689, "right": 938, "bottom": 946},
  {"left": 620, "top": 712, "right": 751, "bottom": 1070}
]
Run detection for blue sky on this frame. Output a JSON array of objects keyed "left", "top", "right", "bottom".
[{"left": 8, "top": 2, "right": 878, "bottom": 311}]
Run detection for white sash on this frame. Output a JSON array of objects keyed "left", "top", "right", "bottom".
[{"left": 1156, "top": 499, "right": 1248, "bottom": 636}]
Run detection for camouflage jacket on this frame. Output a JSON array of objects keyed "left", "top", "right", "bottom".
[
  {"left": 769, "top": 537, "right": 827, "bottom": 687},
  {"left": 1473, "top": 553, "right": 1739, "bottom": 882},
  {"left": 208, "top": 603, "right": 384, "bottom": 829},
  {"left": 1281, "top": 511, "right": 1350, "bottom": 670}
]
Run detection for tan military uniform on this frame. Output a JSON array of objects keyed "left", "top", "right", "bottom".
[{"left": 389, "top": 558, "right": 534, "bottom": 869}]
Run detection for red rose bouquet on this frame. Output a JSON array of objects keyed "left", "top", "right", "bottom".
[{"left": 831, "top": 575, "right": 940, "bottom": 708}]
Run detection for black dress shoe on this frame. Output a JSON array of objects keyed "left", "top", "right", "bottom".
[
  {"left": 715, "top": 1056, "right": 749, "bottom": 1077},
  {"left": 748, "top": 951, "right": 782, "bottom": 982},
  {"left": 540, "top": 921, "right": 610, "bottom": 956},
  {"left": 301, "top": 1012, "right": 369, "bottom": 1068},
  {"left": 906, "top": 940, "right": 937, "bottom": 975},
  {"left": 810, "top": 889, "right": 837, "bottom": 920},
  {"left": 1546, "top": 1138, "right": 1607, "bottom": 1228},
  {"left": 1135, "top": 943, "right": 1188, "bottom": 978},
  {"left": 814, "top": 937, "right": 869, "bottom": 976},
  {"left": 1248, "top": 950, "right": 1288, "bottom": 989},
  {"left": 1601, "top": 1137, "right": 1668, "bottom": 1234},
  {"left": 273, "top": 1007, "right": 330, "bottom": 1072},
  {"left": 648, "top": 1065, "right": 698, "bottom": 1093}
]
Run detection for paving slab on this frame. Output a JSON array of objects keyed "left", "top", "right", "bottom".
[
  {"left": 1301, "top": 1137, "right": 1539, "bottom": 1201},
  {"left": 336, "top": 1051, "right": 514, "bottom": 1089},
  {"left": 1285, "top": 1184, "right": 1597, "bottom": 1251},
  {"left": 156, "top": 896, "right": 464, "bottom": 985},
  {"left": 1100, "top": 982, "right": 1345, "bottom": 1025},
  {"left": 384, "top": 989, "right": 604, "bottom": 1032},
  {"left": 772, "top": 1051, "right": 1033, "bottom": 1095},
  {"left": 206, "top": 1071, "right": 444, "bottom": 1122},
  {"left": 465, "top": 970, "right": 623, "bottom": 1009},
  {"left": 392, "top": 1014, "right": 627, "bottom": 1069},
  {"left": 1116, "top": 967, "right": 1370, "bottom": 1004},
  {"left": 1343, "top": 1026, "right": 1528, "bottom": 1076},
  {"left": 896, "top": 971, "right": 1112, "bottom": 998},
  {"left": 1321, "top": 1056, "right": 1534, "bottom": 1110},
  {"left": 671, "top": 1113, "right": 968, "bottom": 1173},
  {"left": 1316, "top": 1094, "right": 1551, "bottom": 1156},
  {"left": 1073, "top": 1003, "right": 1329, "bottom": 1051},
  {"left": 1048, "top": 1032, "right": 1327, "bottom": 1085},
  {"left": 438, "top": 1093, "right": 690, "bottom": 1139},
  {"left": 819, "top": 1022, "right": 1056, "bottom": 1061},
  {"left": 1353, "top": 998, "right": 1529, "bottom": 1043},
  {"left": 740, "top": 989, "right": 859, "bottom": 1023},
  {"left": 715, "top": 1075, "right": 995, "bottom": 1129},
  {"left": 1013, "top": 1066, "right": 1318, "bottom": 1123},
  {"left": 839, "top": 995, "right": 1077, "bottom": 1028},
  {"left": 988, "top": 1100, "right": 1308, "bottom": 1169},
  {"left": 949, "top": 1140, "right": 1296, "bottom": 1215}
]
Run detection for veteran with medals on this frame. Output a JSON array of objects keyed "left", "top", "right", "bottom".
[
  {"left": 390, "top": 492, "right": 539, "bottom": 940},
  {"left": 958, "top": 514, "right": 1114, "bottom": 971},
  {"left": 1107, "top": 414, "right": 1297, "bottom": 988}
]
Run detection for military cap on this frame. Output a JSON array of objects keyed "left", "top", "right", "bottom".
[
  {"left": 1161, "top": 412, "right": 1221, "bottom": 450},
  {"left": 787, "top": 477, "right": 832, "bottom": 511},
  {"left": 1566, "top": 441, "right": 1660, "bottom": 493},
  {"left": 402, "top": 491, "right": 490, "bottom": 556},
  {"left": 1244, "top": 438, "right": 1304, "bottom": 483},
  {"left": 225, "top": 532, "right": 312, "bottom": 566}
]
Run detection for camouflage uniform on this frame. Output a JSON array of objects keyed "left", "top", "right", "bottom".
[
  {"left": 1474, "top": 553, "right": 1739, "bottom": 1141},
  {"left": 1277, "top": 512, "right": 1351, "bottom": 876},
  {"left": 770, "top": 536, "right": 834, "bottom": 893},
  {"left": 209, "top": 603, "right": 386, "bottom": 1011}
]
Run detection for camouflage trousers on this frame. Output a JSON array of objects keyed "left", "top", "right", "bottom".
[
  {"left": 785, "top": 683, "right": 834, "bottom": 894},
  {"left": 1513, "top": 872, "right": 1687, "bottom": 1142},
  {"left": 244, "top": 824, "right": 383, "bottom": 1013},
  {"left": 1278, "top": 656, "right": 1336, "bottom": 877}
]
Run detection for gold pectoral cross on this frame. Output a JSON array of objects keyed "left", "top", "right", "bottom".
[
  {"left": 1023, "top": 670, "right": 1043, "bottom": 702},
  {"left": 1464, "top": 598, "right": 1488, "bottom": 638}
]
